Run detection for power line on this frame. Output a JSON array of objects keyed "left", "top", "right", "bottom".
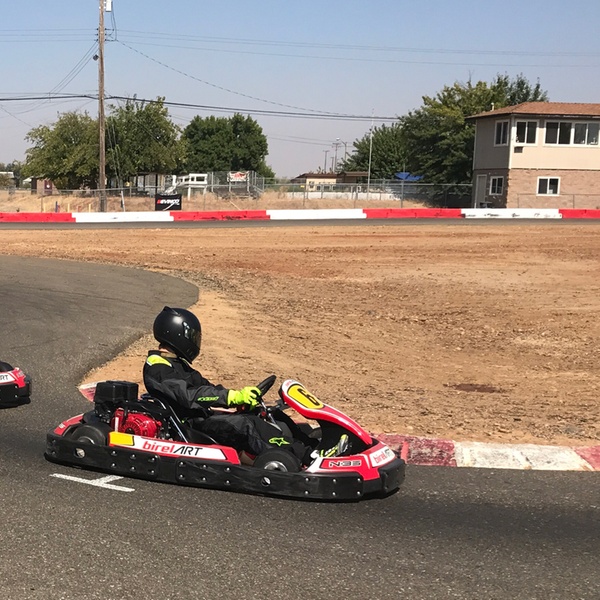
[
  {"left": 117, "top": 41, "right": 349, "bottom": 116},
  {"left": 0, "top": 93, "right": 397, "bottom": 122}
]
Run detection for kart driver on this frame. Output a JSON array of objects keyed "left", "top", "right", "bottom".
[{"left": 143, "top": 306, "right": 348, "bottom": 466}]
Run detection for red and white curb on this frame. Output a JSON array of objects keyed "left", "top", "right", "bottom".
[
  {"left": 377, "top": 434, "right": 600, "bottom": 471},
  {"left": 2, "top": 207, "right": 600, "bottom": 223}
]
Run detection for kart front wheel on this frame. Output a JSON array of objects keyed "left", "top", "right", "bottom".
[{"left": 253, "top": 449, "right": 301, "bottom": 472}]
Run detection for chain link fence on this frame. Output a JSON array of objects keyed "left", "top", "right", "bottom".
[
  {"left": 0, "top": 179, "right": 473, "bottom": 212},
  {"left": 514, "top": 194, "right": 600, "bottom": 209}
]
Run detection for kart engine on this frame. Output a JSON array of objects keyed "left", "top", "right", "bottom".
[{"left": 111, "top": 408, "right": 162, "bottom": 438}]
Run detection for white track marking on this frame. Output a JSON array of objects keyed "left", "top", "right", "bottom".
[{"left": 51, "top": 473, "right": 135, "bottom": 492}]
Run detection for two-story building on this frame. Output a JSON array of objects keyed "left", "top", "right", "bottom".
[{"left": 469, "top": 102, "right": 600, "bottom": 209}]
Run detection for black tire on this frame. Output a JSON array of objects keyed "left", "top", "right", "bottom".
[
  {"left": 69, "top": 423, "right": 110, "bottom": 445},
  {"left": 253, "top": 449, "right": 301, "bottom": 472}
]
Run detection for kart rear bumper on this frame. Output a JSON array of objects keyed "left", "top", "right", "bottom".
[
  {"left": 0, "top": 374, "right": 32, "bottom": 406},
  {"left": 45, "top": 432, "right": 405, "bottom": 501}
]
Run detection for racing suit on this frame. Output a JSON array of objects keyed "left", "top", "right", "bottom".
[{"left": 143, "top": 350, "right": 312, "bottom": 462}]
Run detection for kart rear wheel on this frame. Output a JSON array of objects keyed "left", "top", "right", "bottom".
[
  {"left": 253, "top": 449, "right": 301, "bottom": 472},
  {"left": 69, "top": 423, "right": 110, "bottom": 445}
]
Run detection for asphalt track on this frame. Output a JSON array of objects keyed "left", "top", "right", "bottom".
[{"left": 0, "top": 252, "right": 598, "bottom": 600}]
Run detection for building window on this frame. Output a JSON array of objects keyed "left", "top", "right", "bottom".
[
  {"left": 573, "top": 122, "right": 599, "bottom": 145},
  {"left": 489, "top": 177, "right": 504, "bottom": 195},
  {"left": 495, "top": 120, "right": 509, "bottom": 145},
  {"left": 545, "top": 121, "right": 572, "bottom": 144},
  {"left": 537, "top": 177, "right": 560, "bottom": 195},
  {"left": 545, "top": 122, "right": 572, "bottom": 144},
  {"left": 515, "top": 121, "right": 537, "bottom": 144},
  {"left": 545, "top": 121, "right": 599, "bottom": 145}
]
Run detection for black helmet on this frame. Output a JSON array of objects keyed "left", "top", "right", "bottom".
[{"left": 153, "top": 306, "right": 202, "bottom": 362}]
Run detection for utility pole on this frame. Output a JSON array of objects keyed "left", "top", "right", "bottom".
[
  {"left": 323, "top": 149, "right": 329, "bottom": 172},
  {"left": 98, "top": 0, "right": 107, "bottom": 211},
  {"left": 366, "top": 111, "right": 374, "bottom": 201},
  {"left": 333, "top": 138, "right": 340, "bottom": 172}
]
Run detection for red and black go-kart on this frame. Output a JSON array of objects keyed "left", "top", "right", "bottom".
[
  {"left": 0, "top": 361, "right": 32, "bottom": 407},
  {"left": 45, "top": 376, "right": 405, "bottom": 501}
]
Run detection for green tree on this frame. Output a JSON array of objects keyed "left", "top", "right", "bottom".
[
  {"left": 343, "top": 74, "right": 549, "bottom": 185},
  {"left": 106, "top": 97, "right": 184, "bottom": 182},
  {"left": 23, "top": 112, "right": 98, "bottom": 189},
  {"left": 400, "top": 74, "right": 549, "bottom": 184},
  {"left": 182, "top": 113, "right": 274, "bottom": 178},
  {"left": 491, "top": 72, "right": 548, "bottom": 107},
  {"left": 339, "top": 122, "right": 406, "bottom": 179}
]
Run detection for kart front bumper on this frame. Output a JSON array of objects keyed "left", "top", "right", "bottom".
[{"left": 45, "top": 432, "right": 406, "bottom": 501}]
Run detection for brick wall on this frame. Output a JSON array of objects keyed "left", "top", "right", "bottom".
[{"left": 507, "top": 170, "right": 600, "bottom": 209}]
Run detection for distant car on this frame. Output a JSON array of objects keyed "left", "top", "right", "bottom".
[{"left": 0, "top": 361, "right": 32, "bottom": 407}]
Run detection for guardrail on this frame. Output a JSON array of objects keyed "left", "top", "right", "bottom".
[{"left": 1, "top": 208, "right": 600, "bottom": 223}]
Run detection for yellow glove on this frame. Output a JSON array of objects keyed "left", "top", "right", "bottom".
[{"left": 227, "top": 386, "right": 261, "bottom": 409}]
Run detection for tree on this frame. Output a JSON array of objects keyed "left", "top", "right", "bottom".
[
  {"left": 106, "top": 97, "right": 184, "bottom": 183},
  {"left": 399, "top": 74, "right": 549, "bottom": 184},
  {"left": 342, "top": 74, "right": 549, "bottom": 185},
  {"left": 491, "top": 73, "right": 548, "bottom": 107},
  {"left": 23, "top": 112, "right": 98, "bottom": 189},
  {"left": 339, "top": 122, "right": 406, "bottom": 179},
  {"left": 182, "top": 113, "right": 274, "bottom": 178}
]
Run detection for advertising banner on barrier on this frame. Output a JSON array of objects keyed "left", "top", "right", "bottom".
[{"left": 155, "top": 194, "right": 182, "bottom": 211}]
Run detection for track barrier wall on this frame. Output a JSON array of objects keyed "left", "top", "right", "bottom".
[{"left": 2, "top": 208, "right": 600, "bottom": 223}]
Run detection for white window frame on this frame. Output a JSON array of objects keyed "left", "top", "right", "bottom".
[
  {"left": 494, "top": 120, "right": 509, "bottom": 146},
  {"left": 489, "top": 176, "right": 504, "bottom": 195},
  {"left": 537, "top": 177, "right": 560, "bottom": 195},
  {"left": 545, "top": 121, "right": 573, "bottom": 145},
  {"left": 515, "top": 120, "right": 538, "bottom": 145},
  {"left": 545, "top": 121, "right": 600, "bottom": 146},
  {"left": 573, "top": 122, "right": 600, "bottom": 145}
]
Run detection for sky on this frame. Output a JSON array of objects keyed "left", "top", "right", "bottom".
[{"left": 1, "top": 0, "right": 600, "bottom": 178}]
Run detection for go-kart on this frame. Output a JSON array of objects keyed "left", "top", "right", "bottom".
[
  {"left": 45, "top": 376, "right": 405, "bottom": 501},
  {"left": 0, "top": 361, "right": 32, "bottom": 407}
]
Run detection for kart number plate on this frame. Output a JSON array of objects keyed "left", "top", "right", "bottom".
[
  {"left": 0, "top": 373, "right": 13, "bottom": 383},
  {"left": 287, "top": 383, "right": 324, "bottom": 410}
]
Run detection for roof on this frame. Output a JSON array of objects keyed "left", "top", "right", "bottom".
[
  {"left": 468, "top": 102, "right": 600, "bottom": 120},
  {"left": 293, "top": 172, "right": 338, "bottom": 179},
  {"left": 339, "top": 171, "right": 369, "bottom": 177},
  {"left": 395, "top": 172, "right": 423, "bottom": 182}
]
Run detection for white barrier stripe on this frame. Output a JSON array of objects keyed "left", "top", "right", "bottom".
[
  {"left": 267, "top": 209, "right": 367, "bottom": 220},
  {"left": 73, "top": 211, "right": 175, "bottom": 223},
  {"left": 462, "top": 208, "right": 562, "bottom": 219},
  {"left": 454, "top": 441, "right": 593, "bottom": 470}
]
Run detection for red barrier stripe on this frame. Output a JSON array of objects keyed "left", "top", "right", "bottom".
[
  {"left": 559, "top": 209, "right": 600, "bottom": 219},
  {"left": 171, "top": 210, "right": 270, "bottom": 221},
  {"left": 575, "top": 446, "right": 600, "bottom": 470},
  {"left": 363, "top": 208, "right": 464, "bottom": 219},
  {"left": 0, "top": 212, "right": 76, "bottom": 222}
]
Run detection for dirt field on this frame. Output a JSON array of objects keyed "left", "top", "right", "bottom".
[{"left": 1, "top": 221, "right": 599, "bottom": 447}]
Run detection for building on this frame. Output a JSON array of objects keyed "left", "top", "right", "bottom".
[
  {"left": 290, "top": 171, "right": 369, "bottom": 190},
  {"left": 469, "top": 102, "right": 600, "bottom": 209},
  {"left": 290, "top": 172, "right": 338, "bottom": 191}
]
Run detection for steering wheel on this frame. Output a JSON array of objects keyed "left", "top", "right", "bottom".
[
  {"left": 256, "top": 375, "right": 277, "bottom": 398},
  {"left": 235, "top": 375, "right": 277, "bottom": 415}
]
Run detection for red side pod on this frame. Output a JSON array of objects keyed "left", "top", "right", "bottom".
[{"left": 53, "top": 414, "right": 85, "bottom": 435}]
